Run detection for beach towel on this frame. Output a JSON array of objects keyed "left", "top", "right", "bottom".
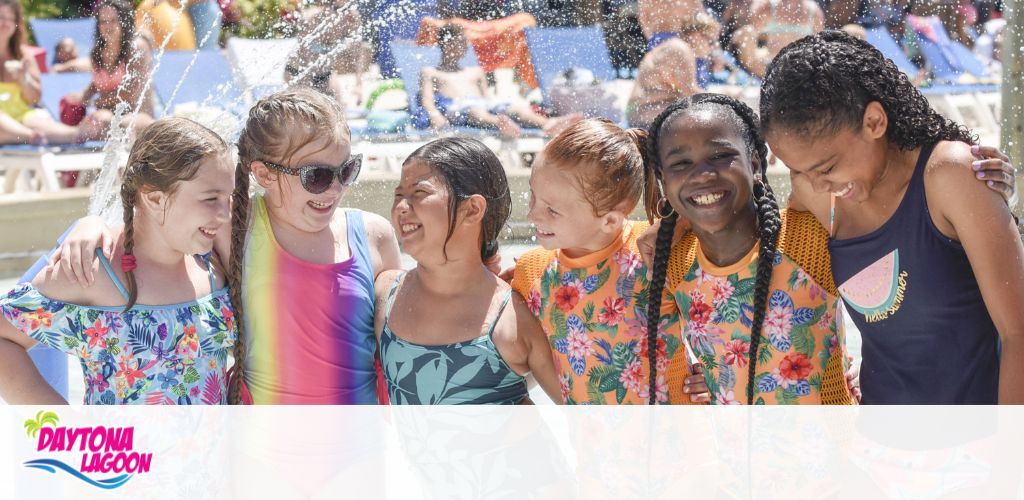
[{"left": 416, "top": 14, "right": 539, "bottom": 89}]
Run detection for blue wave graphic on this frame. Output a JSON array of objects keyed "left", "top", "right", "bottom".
[{"left": 23, "top": 459, "right": 133, "bottom": 490}]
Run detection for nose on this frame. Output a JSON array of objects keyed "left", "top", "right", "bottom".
[
  {"left": 393, "top": 197, "right": 410, "bottom": 215},
  {"left": 809, "top": 174, "right": 831, "bottom": 194}
]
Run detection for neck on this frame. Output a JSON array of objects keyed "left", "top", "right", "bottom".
[
  {"left": 412, "top": 253, "right": 492, "bottom": 297},
  {"left": 561, "top": 221, "right": 625, "bottom": 259},
  {"left": 870, "top": 144, "right": 920, "bottom": 201},
  {"left": 691, "top": 204, "right": 760, "bottom": 267},
  {"left": 130, "top": 214, "right": 191, "bottom": 268}
]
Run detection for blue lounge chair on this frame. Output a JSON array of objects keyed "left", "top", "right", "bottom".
[
  {"left": 151, "top": 50, "right": 243, "bottom": 115},
  {"left": 913, "top": 16, "right": 991, "bottom": 83},
  {"left": 30, "top": 17, "right": 96, "bottom": 65},
  {"left": 523, "top": 26, "right": 616, "bottom": 104},
  {"left": 865, "top": 26, "right": 919, "bottom": 77},
  {"left": 39, "top": 72, "right": 92, "bottom": 119}
]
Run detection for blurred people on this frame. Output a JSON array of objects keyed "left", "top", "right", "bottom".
[
  {"left": 733, "top": 0, "right": 824, "bottom": 76},
  {"left": 50, "top": 37, "right": 91, "bottom": 73},
  {"left": 284, "top": 0, "right": 370, "bottom": 108}
]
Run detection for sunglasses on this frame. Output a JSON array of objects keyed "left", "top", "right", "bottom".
[{"left": 262, "top": 154, "right": 362, "bottom": 194}]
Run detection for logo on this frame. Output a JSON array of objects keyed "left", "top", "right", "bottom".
[{"left": 22, "top": 411, "right": 153, "bottom": 490}]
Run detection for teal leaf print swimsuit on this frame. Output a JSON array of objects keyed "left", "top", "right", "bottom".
[
  {"left": 0, "top": 251, "right": 236, "bottom": 405},
  {"left": 379, "top": 272, "right": 529, "bottom": 405}
]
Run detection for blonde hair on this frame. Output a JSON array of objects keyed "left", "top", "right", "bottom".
[
  {"left": 228, "top": 87, "right": 350, "bottom": 404},
  {"left": 120, "top": 117, "right": 229, "bottom": 312},
  {"left": 680, "top": 12, "right": 720, "bottom": 39},
  {"left": 541, "top": 118, "right": 657, "bottom": 222}
]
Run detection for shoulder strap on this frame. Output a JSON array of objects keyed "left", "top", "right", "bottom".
[
  {"left": 484, "top": 287, "right": 514, "bottom": 338},
  {"left": 510, "top": 247, "right": 557, "bottom": 300},
  {"left": 200, "top": 253, "right": 217, "bottom": 290},
  {"left": 777, "top": 209, "right": 838, "bottom": 296},
  {"left": 96, "top": 248, "right": 130, "bottom": 301},
  {"left": 381, "top": 271, "right": 407, "bottom": 325}
]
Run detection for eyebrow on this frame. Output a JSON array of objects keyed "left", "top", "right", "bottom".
[{"left": 805, "top": 154, "right": 837, "bottom": 173}]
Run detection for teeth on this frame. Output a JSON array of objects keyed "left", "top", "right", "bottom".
[
  {"left": 309, "top": 200, "right": 331, "bottom": 209},
  {"left": 536, "top": 229, "right": 553, "bottom": 236},
  {"left": 199, "top": 228, "right": 216, "bottom": 237},
  {"left": 832, "top": 183, "right": 853, "bottom": 197},
  {"left": 691, "top": 192, "right": 725, "bottom": 206},
  {"left": 401, "top": 224, "right": 420, "bottom": 233}
]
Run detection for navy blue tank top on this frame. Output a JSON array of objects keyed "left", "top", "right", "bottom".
[{"left": 829, "top": 143, "right": 999, "bottom": 404}]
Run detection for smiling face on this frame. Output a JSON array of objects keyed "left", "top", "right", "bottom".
[
  {"left": 254, "top": 133, "right": 352, "bottom": 234},
  {"left": 392, "top": 158, "right": 459, "bottom": 261},
  {"left": 765, "top": 102, "right": 890, "bottom": 203},
  {"left": 527, "top": 153, "right": 616, "bottom": 258},
  {"left": 146, "top": 153, "right": 234, "bottom": 256},
  {"left": 657, "top": 107, "right": 759, "bottom": 236},
  {"left": 97, "top": 5, "right": 122, "bottom": 44}
]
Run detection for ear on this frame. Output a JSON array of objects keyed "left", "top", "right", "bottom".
[
  {"left": 138, "top": 186, "right": 167, "bottom": 218},
  {"left": 599, "top": 209, "right": 626, "bottom": 235},
  {"left": 460, "top": 194, "right": 488, "bottom": 226},
  {"left": 250, "top": 161, "right": 279, "bottom": 190},
  {"left": 862, "top": 101, "right": 888, "bottom": 140}
]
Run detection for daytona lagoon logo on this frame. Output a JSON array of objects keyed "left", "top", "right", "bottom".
[{"left": 22, "top": 411, "right": 153, "bottom": 490}]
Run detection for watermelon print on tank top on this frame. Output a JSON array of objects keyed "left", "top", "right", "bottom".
[{"left": 829, "top": 143, "right": 1000, "bottom": 404}]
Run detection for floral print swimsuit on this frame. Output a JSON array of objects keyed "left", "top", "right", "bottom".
[{"left": 0, "top": 251, "right": 236, "bottom": 404}]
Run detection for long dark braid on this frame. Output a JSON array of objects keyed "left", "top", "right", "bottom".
[{"left": 646, "top": 94, "right": 781, "bottom": 404}]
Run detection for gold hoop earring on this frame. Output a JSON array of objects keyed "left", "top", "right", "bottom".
[{"left": 657, "top": 198, "right": 676, "bottom": 218}]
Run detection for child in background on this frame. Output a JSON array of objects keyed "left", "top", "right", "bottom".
[
  {"left": 0, "top": 117, "right": 235, "bottom": 404},
  {"left": 49, "top": 88, "right": 402, "bottom": 404},
  {"left": 511, "top": 118, "right": 708, "bottom": 405},
  {"left": 377, "top": 137, "right": 561, "bottom": 404},
  {"left": 645, "top": 94, "right": 855, "bottom": 405}
]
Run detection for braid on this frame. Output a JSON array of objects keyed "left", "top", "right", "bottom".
[
  {"left": 645, "top": 212, "right": 678, "bottom": 404},
  {"left": 120, "top": 181, "right": 139, "bottom": 313},
  {"left": 228, "top": 163, "right": 251, "bottom": 405},
  {"left": 747, "top": 180, "right": 781, "bottom": 403}
]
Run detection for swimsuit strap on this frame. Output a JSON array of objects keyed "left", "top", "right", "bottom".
[
  {"left": 97, "top": 249, "right": 131, "bottom": 301},
  {"left": 484, "top": 287, "right": 514, "bottom": 339},
  {"left": 829, "top": 192, "right": 837, "bottom": 238}
]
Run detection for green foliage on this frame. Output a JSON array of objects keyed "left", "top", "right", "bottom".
[{"left": 224, "top": 0, "right": 298, "bottom": 40}]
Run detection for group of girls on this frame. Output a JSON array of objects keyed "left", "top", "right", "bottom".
[{"left": 1, "top": 30, "right": 1021, "bottom": 405}]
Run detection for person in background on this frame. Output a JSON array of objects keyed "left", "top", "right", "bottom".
[
  {"left": 733, "top": 0, "right": 824, "bottom": 77},
  {"left": 50, "top": 37, "right": 91, "bottom": 73}
]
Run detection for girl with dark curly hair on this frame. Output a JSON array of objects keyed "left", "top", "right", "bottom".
[{"left": 760, "top": 30, "right": 1024, "bottom": 404}]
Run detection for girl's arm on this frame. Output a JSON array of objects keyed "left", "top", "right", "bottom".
[
  {"left": 18, "top": 55, "right": 42, "bottom": 106},
  {"left": 49, "top": 216, "right": 118, "bottom": 287},
  {"left": 512, "top": 295, "right": 563, "bottom": 403},
  {"left": 0, "top": 331, "right": 66, "bottom": 405},
  {"left": 363, "top": 212, "right": 401, "bottom": 278},
  {"left": 419, "top": 68, "right": 449, "bottom": 129},
  {"left": 929, "top": 143, "right": 1024, "bottom": 404}
]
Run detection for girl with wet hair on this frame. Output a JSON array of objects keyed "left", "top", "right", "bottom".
[
  {"left": 511, "top": 118, "right": 709, "bottom": 405},
  {"left": 0, "top": 117, "right": 236, "bottom": 404},
  {"left": 376, "top": 137, "right": 560, "bottom": 404},
  {"left": 760, "top": 30, "right": 1024, "bottom": 404},
  {"left": 646, "top": 94, "right": 855, "bottom": 404}
]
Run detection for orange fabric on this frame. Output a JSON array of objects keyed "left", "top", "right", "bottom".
[
  {"left": 416, "top": 14, "right": 538, "bottom": 89},
  {"left": 136, "top": 0, "right": 197, "bottom": 51},
  {"left": 512, "top": 222, "right": 699, "bottom": 405}
]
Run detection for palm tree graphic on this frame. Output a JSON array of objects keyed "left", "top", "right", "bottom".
[{"left": 24, "top": 411, "right": 60, "bottom": 439}]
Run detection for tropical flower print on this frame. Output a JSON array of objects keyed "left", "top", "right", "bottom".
[
  {"left": 1, "top": 283, "right": 236, "bottom": 405},
  {"left": 516, "top": 222, "right": 687, "bottom": 404},
  {"left": 674, "top": 247, "right": 845, "bottom": 404}
]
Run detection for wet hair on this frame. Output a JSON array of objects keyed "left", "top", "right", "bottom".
[
  {"left": 542, "top": 118, "right": 658, "bottom": 222},
  {"left": 0, "top": 0, "right": 25, "bottom": 60},
  {"left": 119, "top": 117, "right": 229, "bottom": 312},
  {"left": 403, "top": 137, "right": 512, "bottom": 263},
  {"left": 760, "top": 30, "right": 976, "bottom": 149},
  {"left": 229, "top": 87, "right": 349, "bottom": 404},
  {"left": 645, "top": 94, "right": 781, "bottom": 404},
  {"left": 91, "top": 0, "right": 136, "bottom": 71}
]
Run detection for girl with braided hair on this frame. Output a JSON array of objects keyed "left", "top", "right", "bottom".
[
  {"left": 0, "top": 117, "right": 236, "bottom": 404},
  {"left": 646, "top": 93, "right": 856, "bottom": 404},
  {"left": 48, "top": 88, "right": 402, "bottom": 405},
  {"left": 760, "top": 30, "right": 1024, "bottom": 404},
  {"left": 511, "top": 118, "right": 709, "bottom": 405}
]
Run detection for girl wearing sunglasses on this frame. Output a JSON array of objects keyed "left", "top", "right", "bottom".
[{"left": 50, "top": 88, "right": 402, "bottom": 405}]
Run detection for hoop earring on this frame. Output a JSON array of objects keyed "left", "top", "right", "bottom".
[{"left": 657, "top": 198, "right": 676, "bottom": 218}]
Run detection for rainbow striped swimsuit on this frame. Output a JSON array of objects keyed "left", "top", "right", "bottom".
[{"left": 242, "top": 195, "right": 379, "bottom": 404}]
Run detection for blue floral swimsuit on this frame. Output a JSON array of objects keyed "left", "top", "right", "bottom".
[{"left": 0, "top": 251, "right": 236, "bottom": 405}]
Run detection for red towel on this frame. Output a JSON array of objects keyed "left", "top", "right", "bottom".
[{"left": 416, "top": 14, "right": 539, "bottom": 89}]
